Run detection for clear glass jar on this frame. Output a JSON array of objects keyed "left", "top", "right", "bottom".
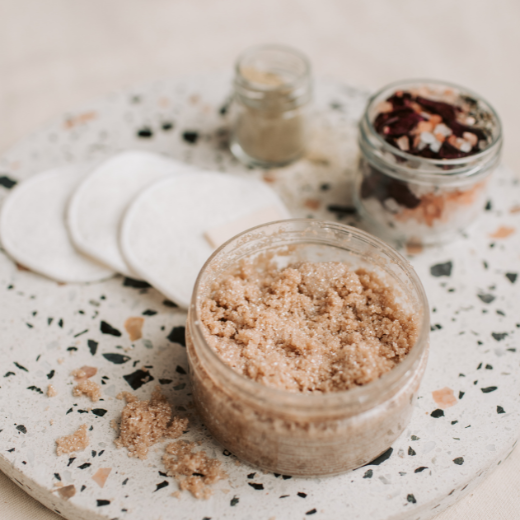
[
  {"left": 355, "top": 79, "right": 502, "bottom": 245},
  {"left": 230, "top": 44, "right": 312, "bottom": 168},
  {"left": 186, "top": 219, "right": 429, "bottom": 476}
]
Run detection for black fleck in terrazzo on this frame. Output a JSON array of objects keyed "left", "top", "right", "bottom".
[
  {"left": 0, "top": 175, "right": 17, "bottom": 189},
  {"left": 123, "top": 277, "right": 151, "bottom": 289},
  {"left": 102, "top": 353, "right": 131, "bottom": 365},
  {"left": 0, "top": 74, "right": 518, "bottom": 520}
]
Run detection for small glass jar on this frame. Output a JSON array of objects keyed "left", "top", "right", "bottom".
[
  {"left": 186, "top": 219, "right": 429, "bottom": 477},
  {"left": 355, "top": 79, "right": 502, "bottom": 245},
  {"left": 230, "top": 44, "right": 312, "bottom": 168}
]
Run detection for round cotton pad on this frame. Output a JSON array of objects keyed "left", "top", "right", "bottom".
[
  {"left": 67, "top": 150, "right": 190, "bottom": 278},
  {"left": 0, "top": 166, "right": 114, "bottom": 283},
  {"left": 121, "top": 172, "right": 291, "bottom": 308}
]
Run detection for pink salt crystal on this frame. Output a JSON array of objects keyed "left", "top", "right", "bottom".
[
  {"left": 463, "top": 132, "right": 478, "bottom": 147},
  {"left": 395, "top": 136, "right": 410, "bottom": 151},
  {"left": 417, "top": 121, "right": 433, "bottom": 133},
  {"left": 376, "top": 101, "right": 393, "bottom": 113},
  {"left": 433, "top": 123, "right": 452, "bottom": 137},
  {"left": 447, "top": 135, "right": 458, "bottom": 147},
  {"left": 420, "top": 132, "right": 436, "bottom": 144},
  {"left": 448, "top": 135, "right": 470, "bottom": 151},
  {"left": 429, "top": 140, "right": 442, "bottom": 153},
  {"left": 459, "top": 141, "right": 472, "bottom": 153}
]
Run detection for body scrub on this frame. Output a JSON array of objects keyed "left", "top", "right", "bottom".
[
  {"left": 355, "top": 80, "right": 502, "bottom": 245},
  {"left": 201, "top": 261, "right": 416, "bottom": 393},
  {"left": 187, "top": 220, "right": 429, "bottom": 476},
  {"left": 230, "top": 44, "right": 312, "bottom": 168}
]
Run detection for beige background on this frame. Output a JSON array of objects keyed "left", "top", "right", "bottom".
[{"left": 0, "top": 1, "right": 519, "bottom": 518}]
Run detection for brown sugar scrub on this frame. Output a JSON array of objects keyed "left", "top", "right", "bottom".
[
  {"left": 56, "top": 424, "right": 89, "bottom": 456},
  {"left": 73, "top": 380, "right": 101, "bottom": 402},
  {"left": 114, "top": 387, "right": 188, "bottom": 460},
  {"left": 187, "top": 220, "right": 430, "bottom": 476},
  {"left": 114, "top": 389, "right": 224, "bottom": 499},
  {"left": 163, "top": 440, "right": 227, "bottom": 499},
  {"left": 72, "top": 366, "right": 101, "bottom": 402},
  {"left": 200, "top": 261, "right": 417, "bottom": 393},
  {"left": 356, "top": 79, "right": 502, "bottom": 245}
]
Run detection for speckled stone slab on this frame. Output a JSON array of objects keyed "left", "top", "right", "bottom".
[{"left": 0, "top": 75, "right": 519, "bottom": 520}]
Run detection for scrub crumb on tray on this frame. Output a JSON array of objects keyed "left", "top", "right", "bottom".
[
  {"left": 114, "top": 387, "right": 188, "bottom": 460},
  {"left": 71, "top": 366, "right": 101, "bottom": 402},
  {"left": 56, "top": 424, "right": 89, "bottom": 456},
  {"left": 163, "top": 440, "right": 227, "bottom": 499}
]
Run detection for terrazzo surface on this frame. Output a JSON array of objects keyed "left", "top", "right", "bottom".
[{"left": 0, "top": 74, "right": 519, "bottom": 520}]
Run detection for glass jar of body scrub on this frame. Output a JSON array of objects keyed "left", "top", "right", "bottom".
[
  {"left": 230, "top": 44, "right": 312, "bottom": 168},
  {"left": 355, "top": 79, "right": 502, "bottom": 245},
  {"left": 186, "top": 219, "right": 429, "bottom": 477}
]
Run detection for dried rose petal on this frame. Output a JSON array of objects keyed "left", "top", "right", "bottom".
[
  {"left": 372, "top": 89, "right": 490, "bottom": 160},
  {"left": 384, "top": 112, "right": 423, "bottom": 137},
  {"left": 416, "top": 96, "right": 458, "bottom": 122},
  {"left": 387, "top": 179, "right": 421, "bottom": 209},
  {"left": 438, "top": 142, "right": 468, "bottom": 159},
  {"left": 374, "top": 108, "right": 414, "bottom": 134},
  {"left": 415, "top": 147, "right": 439, "bottom": 159},
  {"left": 450, "top": 120, "right": 486, "bottom": 141},
  {"left": 360, "top": 166, "right": 388, "bottom": 201},
  {"left": 360, "top": 164, "right": 421, "bottom": 209},
  {"left": 387, "top": 92, "right": 412, "bottom": 108}
]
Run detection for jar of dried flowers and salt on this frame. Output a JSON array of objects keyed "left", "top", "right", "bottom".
[{"left": 355, "top": 79, "right": 502, "bottom": 245}]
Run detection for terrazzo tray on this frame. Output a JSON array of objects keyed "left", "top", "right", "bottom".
[{"left": 0, "top": 74, "right": 519, "bottom": 520}]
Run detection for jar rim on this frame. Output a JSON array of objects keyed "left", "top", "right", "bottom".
[
  {"left": 189, "top": 219, "right": 430, "bottom": 412},
  {"left": 234, "top": 44, "right": 311, "bottom": 93},
  {"left": 363, "top": 78, "right": 503, "bottom": 173}
]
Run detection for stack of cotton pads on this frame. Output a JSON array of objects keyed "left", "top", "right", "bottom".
[{"left": 0, "top": 150, "right": 290, "bottom": 307}]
